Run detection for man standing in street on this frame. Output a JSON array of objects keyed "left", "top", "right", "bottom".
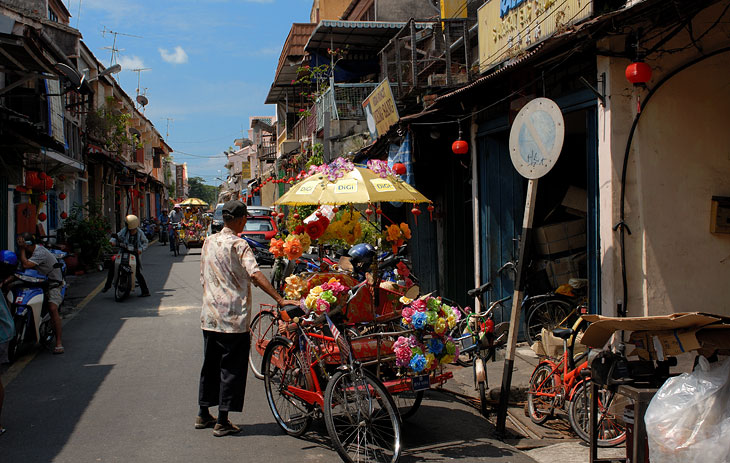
[
  {"left": 16, "top": 233, "right": 65, "bottom": 354},
  {"left": 197, "top": 200, "right": 296, "bottom": 437}
]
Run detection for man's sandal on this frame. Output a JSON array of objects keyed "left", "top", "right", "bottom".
[{"left": 53, "top": 346, "right": 65, "bottom": 355}]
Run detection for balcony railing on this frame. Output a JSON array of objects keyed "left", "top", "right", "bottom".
[{"left": 258, "top": 142, "right": 277, "bottom": 162}]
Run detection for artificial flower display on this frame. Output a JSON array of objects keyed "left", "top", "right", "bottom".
[
  {"left": 303, "top": 277, "right": 350, "bottom": 315},
  {"left": 284, "top": 275, "right": 306, "bottom": 300},
  {"left": 393, "top": 295, "right": 461, "bottom": 374},
  {"left": 283, "top": 234, "right": 304, "bottom": 260},
  {"left": 385, "top": 223, "right": 411, "bottom": 254},
  {"left": 269, "top": 238, "right": 285, "bottom": 258},
  {"left": 320, "top": 209, "right": 363, "bottom": 245},
  {"left": 304, "top": 216, "right": 330, "bottom": 240}
]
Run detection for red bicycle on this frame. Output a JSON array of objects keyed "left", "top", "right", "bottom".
[{"left": 527, "top": 321, "right": 628, "bottom": 447}]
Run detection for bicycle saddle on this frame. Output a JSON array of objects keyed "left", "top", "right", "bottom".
[
  {"left": 552, "top": 328, "right": 573, "bottom": 339},
  {"left": 467, "top": 282, "right": 492, "bottom": 298}
]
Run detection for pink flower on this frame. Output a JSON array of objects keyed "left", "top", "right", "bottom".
[
  {"left": 401, "top": 305, "right": 415, "bottom": 323},
  {"left": 410, "top": 299, "right": 427, "bottom": 312}
]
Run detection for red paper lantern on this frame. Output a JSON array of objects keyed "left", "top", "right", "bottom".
[
  {"left": 39, "top": 193, "right": 48, "bottom": 202},
  {"left": 25, "top": 171, "right": 41, "bottom": 189},
  {"left": 376, "top": 208, "right": 382, "bottom": 215},
  {"left": 277, "top": 212, "right": 285, "bottom": 219},
  {"left": 332, "top": 207, "right": 339, "bottom": 213},
  {"left": 38, "top": 172, "right": 48, "bottom": 180},
  {"left": 271, "top": 211, "right": 277, "bottom": 217},
  {"left": 427, "top": 204, "right": 435, "bottom": 221},
  {"left": 315, "top": 211, "right": 322, "bottom": 217},
  {"left": 60, "top": 211, "right": 68, "bottom": 220},
  {"left": 625, "top": 61, "right": 652, "bottom": 85},
  {"left": 293, "top": 213, "right": 300, "bottom": 219},
  {"left": 59, "top": 193, "right": 67, "bottom": 200},
  {"left": 365, "top": 207, "right": 373, "bottom": 217},
  {"left": 38, "top": 212, "right": 47, "bottom": 222},
  {"left": 288, "top": 177, "right": 294, "bottom": 183},
  {"left": 58, "top": 174, "right": 66, "bottom": 181},
  {"left": 452, "top": 139, "right": 468, "bottom": 155},
  {"left": 393, "top": 163, "right": 407, "bottom": 175}
]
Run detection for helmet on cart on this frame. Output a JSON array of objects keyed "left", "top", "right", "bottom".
[{"left": 348, "top": 243, "right": 375, "bottom": 264}]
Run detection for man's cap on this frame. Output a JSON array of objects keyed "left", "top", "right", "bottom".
[{"left": 221, "top": 200, "right": 248, "bottom": 218}]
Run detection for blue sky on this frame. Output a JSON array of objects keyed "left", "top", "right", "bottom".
[{"left": 71, "top": 0, "right": 312, "bottom": 185}]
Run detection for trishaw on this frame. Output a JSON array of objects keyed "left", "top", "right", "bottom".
[
  {"left": 254, "top": 159, "right": 457, "bottom": 463},
  {"left": 178, "top": 198, "right": 209, "bottom": 249}
]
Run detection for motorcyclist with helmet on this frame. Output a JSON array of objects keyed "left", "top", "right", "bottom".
[
  {"left": 168, "top": 204, "right": 184, "bottom": 253},
  {"left": 102, "top": 215, "right": 150, "bottom": 297}
]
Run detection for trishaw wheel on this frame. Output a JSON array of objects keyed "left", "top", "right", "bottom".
[
  {"left": 324, "top": 369, "right": 401, "bottom": 463},
  {"left": 527, "top": 363, "right": 558, "bottom": 425},
  {"left": 263, "top": 338, "right": 312, "bottom": 437},
  {"left": 568, "top": 381, "right": 628, "bottom": 447},
  {"left": 394, "top": 390, "right": 423, "bottom": 420},
  {"left": 249, "top": 310, "right": 278, "bottom": 380}
]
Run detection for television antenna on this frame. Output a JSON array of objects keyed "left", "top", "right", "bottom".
[
  {"left": 101, "top": 26, "right": 143, "bottom": 67},
  {"left": 164, "top": 118, "right": 174, "bottom": 140},
  {"left": 131, "top": 67, "right": 151, "bottom": 97}
]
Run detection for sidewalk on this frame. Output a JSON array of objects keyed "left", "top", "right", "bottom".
[{"left": 443, "top": 344, "right": 626, "bottom": 463}]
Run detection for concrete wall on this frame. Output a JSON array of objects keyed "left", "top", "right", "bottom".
[
  {"left": 375, "top": 0, "right": 437, "bottom": 21},
  {"left": 598, "top": 2, "right": 730, "bottom": 317},
  {"left": 310, "top": 0, "right": 350, "bottom": 22}
]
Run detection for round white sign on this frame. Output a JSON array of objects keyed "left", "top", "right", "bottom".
[{"left": 508, "top": 97, "right": 565, "bottom": 179}]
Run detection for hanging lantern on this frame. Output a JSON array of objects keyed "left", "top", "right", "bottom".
[
  {"left": 293, "top": 212, "right": 300, "bottom": 220},
  {"left": 427, "top": 204, "right": 435, "bottom": 221},
  {"left": 59, "top": 192, "right": 67, "bottom": 200},
  {"left": 15, "top": 185, "right": 27, "bottom": 193},
  {"left": 271, "top": 211, "right": 277, "bottom": 217},
  {"left": 625, "top": 61, "right": 652, "bottom": 85},
  {"left": 332, "top": 206, "right": 339, "bottom": 213},
  {"left": 411, "top": 204, "right": 422, "bottom": 224},
  {"left": 315, "top": 210, "right": 322, "bottom": 218},
  {"left": 38, "top": 172, "right": 48, "bottom": 180},
  {"left": 393, "top": 163, "right": 407, "bottom": 175},
  {"left": 39, "top": 193, "right": 48, "bottom": 202},
  {"left": 452, "top": 138, "right": 468, "bottom": 155},
  {"left": 277, "top": 212, "right": 285, "bottom": 219},
  {"left": 376, "top": 208, "right": 382, "bottom": 216},
  {"left": 58, "top": 174, "right": 66, "bottom": 181},
  {"left": 365, "top": 206, "right": 373, "bottom": 217},
  {"left": 38, "top": 212, "right": 47, "bottom": 222},
  {"left": 288, "top": 177, "right": 295, "bottom": 183},
  {"left": 60, "top": 211, "right": 68, "bottom": 220},
  {"left": 25, "top": 171, "right": 41, "bottom": 189}
]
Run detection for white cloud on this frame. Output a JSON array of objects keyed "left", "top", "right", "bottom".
[
  {"left": 159, "top": 46, "right": 189, "bottom": 64},
  {"left": 118, "top": 55, "right": 145, "bottom": 70}
]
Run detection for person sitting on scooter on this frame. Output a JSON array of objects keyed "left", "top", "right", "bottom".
[
  {"left": 15, "top": 233, "right": 65, "bottom": 354},
  {"left": 158, "top": 209, "right": 169, "bottom": 245},
  {"left": 102, "top": 215, "right": 150, "bottom": 297}
]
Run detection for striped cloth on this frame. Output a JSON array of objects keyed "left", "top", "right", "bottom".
[{"left": 326, "top": 313, "right": 351, "bottom": 360}]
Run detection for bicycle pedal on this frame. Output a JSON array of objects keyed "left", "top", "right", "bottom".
[{"left": 288, "top": 413, "right": 306, "bottom": 425}]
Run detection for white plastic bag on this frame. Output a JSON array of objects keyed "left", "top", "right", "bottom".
[{"left": 644, "top": 356, "right": 730, "bottom": 463}]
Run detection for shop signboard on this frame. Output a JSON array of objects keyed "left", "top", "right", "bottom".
[
  {"left": 441, "top": 0, "right": 467, "bottom": 20},
  {"left": 241, "top": 161, "right": 251, "bottom": 178},
  {"left": 478, "top": 0, "right": 593, "bottom": 73},
  {"left": 362, "top": 79, "right": 399, "bottom": 141},
  {"left": 175, "top": 164, "right": 184, "bottom": 198}
]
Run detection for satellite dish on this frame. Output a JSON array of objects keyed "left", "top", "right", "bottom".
[
  {"left": 99, "top": 64, "right": 122, "bottom": 77},
  {"left": 55, "top": 63, "right": 83, "bottom": 88},
  {"left": 129, "top": 127, "right": 141, "bottom": 137},
  {"left": 136, "top": 94, "right": 149, "bottom": 106}
]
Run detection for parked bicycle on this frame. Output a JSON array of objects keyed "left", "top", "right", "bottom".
[
  {"left": 526, "top": 318, "right": 628, "bottom": 447},
  {"left": 452, "top": 284, "right": 510, "bottom": 417}
]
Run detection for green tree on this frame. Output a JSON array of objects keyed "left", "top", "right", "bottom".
[{"left": 187, "top": 176, "right": 217, "bottom": 206}]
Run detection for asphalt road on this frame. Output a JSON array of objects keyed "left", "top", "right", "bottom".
[{"left": 1, "top": 241, "right": 537, "bottom": 463}]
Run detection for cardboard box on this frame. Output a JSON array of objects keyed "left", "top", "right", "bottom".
[
  {"left": 535, "top": 252, "right": 586, "bottom": 288},
  {"left": 580, "top": 313, "right": 730, "bottom": 361},
  {"left": 562, "top": 186, "right": 587, "bottom": 217},
  {"left": 534, "top": 218, "right": 586, "bottom": 257}
]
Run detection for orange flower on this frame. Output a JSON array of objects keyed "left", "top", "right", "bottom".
[
  {"left": 386, "top": 224, "right": 401, "bottom": 242},
  {"left": 400, "top": 223, "right": 411, "bottom": 239},
  {"left": 283, "top": 236, "right": 303, "bottom": 260},
  {"left": 269, "top": 238, "right": 285, "bottom": 258}
]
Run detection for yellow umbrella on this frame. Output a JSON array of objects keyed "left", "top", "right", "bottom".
[
  {"left": 179, "top": 197, "right": 208, "bottom": 207},
  {"left": 274, "top": 166, "right": 431, "bottom": 206}
]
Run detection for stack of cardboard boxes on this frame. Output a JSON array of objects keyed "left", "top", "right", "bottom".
[{"left": 533, "top": 186, "right": 588, "bottom": 289}]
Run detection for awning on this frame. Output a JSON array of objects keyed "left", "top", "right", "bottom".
[
  {"left": 0, "top": 32, "right": 57, "bottom": 77},
  {"left": 265, "top": 23, "right": 316, "bottom": 105},
  {"left": 305, "top": 20, "right": 433, "bottom": 53}
]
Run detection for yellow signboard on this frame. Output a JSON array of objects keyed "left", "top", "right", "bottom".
[
  {"left": 369, "top": 179, "right": 396, "bottom": 192},
  {"left": 241, "top": 161, "right": 251, "bottom": 178},
  {"left": 295, "top": 181, "right": 320, "bottom": 195},
  {"left": 362, "top": 79, "right": 399, "bottom": 141},
  {"left": 334, "top": 179, "right": 358, "bottom": 194},
  {"left": 478, "top": 0, "right": 593, "bottom": 73},
  {"left": 441, "top": 0, "right": 467, "bottom": 19}
]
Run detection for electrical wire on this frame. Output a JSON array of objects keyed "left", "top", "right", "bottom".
[{"left": 170, "top": 149, "right": 227, "bottom": 159}]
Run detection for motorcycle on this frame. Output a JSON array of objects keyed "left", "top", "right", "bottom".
[
  {"left": 240, "top": 235, "right": 275, "bottom": 266},
  {"left": 112, "top": 242, "right": 137, "bottom": 301},
  {"left": 142, "top": 219, "right": 157, "bottom": 241},
  {"left": 6, "top": 249, "right": 67, "bottom": 362}
]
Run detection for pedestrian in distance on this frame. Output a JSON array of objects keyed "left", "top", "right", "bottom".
[
  {"left": 168, "top": 205, "right": 184, "bottom": 252},
  {"left": 197, "top": 200, "right": 297, "bottom": 437},
  {"left": 15, "top": 233, "right": 65, "bottom": 354},
  {"left": 102, "top": 215, "right": 151, "bottom": 297}
]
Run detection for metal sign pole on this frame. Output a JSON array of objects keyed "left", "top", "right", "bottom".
[
  {"left": 496, "top": 177, "right": 538, "bottom": 435},
  {"left": 496, "top": 97, "right": 565, "bottom": 436}
]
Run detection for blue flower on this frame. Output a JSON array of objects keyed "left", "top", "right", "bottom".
[
  {"left": 428, "top": 338, "right": 444, "bottom": 355},
  {"left": 411, "top": 312, "right": 427, "bottom": 330},
  {"left": 409, "top": 354, "right": 427, "bottom": 373}
]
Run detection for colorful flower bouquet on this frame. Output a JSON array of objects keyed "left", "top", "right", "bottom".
[
  {"left": 385, "top": 223, "right": 411, "bottom": 254},
  {"left": 303, "top": 277, "right": 350, "bottom": 315},
  {"left": 393, "top": 295, "right": 461, "bottom": 374}
]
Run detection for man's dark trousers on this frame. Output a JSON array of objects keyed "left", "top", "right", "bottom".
[{"left": 199, "top": 330, "right": 251, "bottom": 412}]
